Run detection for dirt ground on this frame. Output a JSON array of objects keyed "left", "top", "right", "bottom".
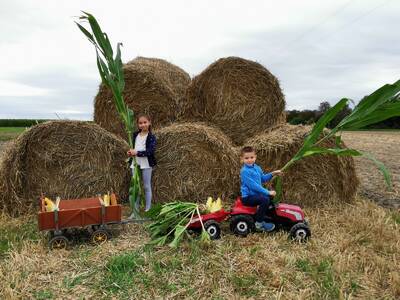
[
  {"left": 1, "top": 131, "right": 399, "bottom": 209},
  {"left": 342, "top": 131, "right": 400, "bottom": 209}
]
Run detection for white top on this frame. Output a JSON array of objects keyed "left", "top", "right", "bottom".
[{"left": 132, "top": 133, "right": 150, "bottom": 169}]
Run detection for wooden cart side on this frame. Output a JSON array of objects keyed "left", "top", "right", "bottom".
[{"left": 38, "top": 204, "right": 122, "bottom": 231}]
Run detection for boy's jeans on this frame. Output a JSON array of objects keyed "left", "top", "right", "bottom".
[{"left": 242, "top": 194, "right": 270, "bottom": 222}]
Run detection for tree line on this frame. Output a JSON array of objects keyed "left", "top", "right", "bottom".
[{"left": 287, "top": 101, "right": 400, "bottom": 129}]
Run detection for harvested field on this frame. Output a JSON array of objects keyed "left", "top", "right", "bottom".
[
  {"left": 342, "top": 131, "right": 400, "bottom": 209},
  {"left": 0, "top": 199, "right": 399, "bottom": 299}
]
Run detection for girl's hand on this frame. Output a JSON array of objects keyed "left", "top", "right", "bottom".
[
  {"left": 272, "top": 170, "right": 282, "bottom": 176},
  {"left": 127, "top": 149, "right": 137, "bottom": 157},
  {"left": 269, "top": 190, "right": 276, "bottom": 197}
]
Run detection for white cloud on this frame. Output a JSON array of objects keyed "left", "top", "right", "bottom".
[
  {"left": 0, "top": 0, "right": 399, "bottom": 117},
  {"left": 0, "top": 80, "right": 50, "bottom": 97}
]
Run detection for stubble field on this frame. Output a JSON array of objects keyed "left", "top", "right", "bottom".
[
  {"left": 341, "top": 131, "right": 400, "bottom": 209},
  {"left": 0, "top": 129, "right": 399, "bottom": 299}
]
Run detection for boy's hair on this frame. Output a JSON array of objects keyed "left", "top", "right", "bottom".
[
  {"left": 136, "top": 113, "right": 152, "bottom": 131},
  {"left": 241, "top": 146, "right": 256, "bottom": 156}
]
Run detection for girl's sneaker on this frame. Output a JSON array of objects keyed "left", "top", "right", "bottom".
[{"left": 255, "top": 221, "right": 275, "bottom": 232}]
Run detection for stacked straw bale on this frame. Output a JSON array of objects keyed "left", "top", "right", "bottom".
[
  {"left": 182, "top": 56, "right": 286, "bottom": 145},
  {"left": 153, "top": 122, "right": 240, "bottom": 203},
  {"left": 245, "top": 124, "right": 359, "bottom": 207},
  {"left": 0, "top": 121, "right": 131, "bottom": 216},
  {"left": 94, "top": 57, "right": 191, "bottom": 140}
]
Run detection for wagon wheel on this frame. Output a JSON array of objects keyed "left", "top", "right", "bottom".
[
  {"left": 49, "top": 235, "right": 69, "bottom": 250},
  {"left": 91, "top": 229, "right": 110, "bottom": 245}
]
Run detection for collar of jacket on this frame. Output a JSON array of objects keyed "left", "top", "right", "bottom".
[{"left": 244, "top": 163, "right": 255, "bottom": 168}]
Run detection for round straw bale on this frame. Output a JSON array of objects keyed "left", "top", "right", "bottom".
[
  {"left": 94, "top": 56, "right": 191, "bottom": 140},
  {"left": 153, "top": 122, "right": 240, "bottom": 203},
  {"left": 244, "top": 124, "right": 359, "bottom": 207},
  {"left": 182, "top": 56, "right": 286, "bottom": 145},
  {"left": 0, "top": 121, "right": 131, "bottom": 216}
]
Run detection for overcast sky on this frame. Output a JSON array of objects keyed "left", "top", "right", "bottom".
[{"left": 0, "top": 0, "right": 399, "bottom": 120}]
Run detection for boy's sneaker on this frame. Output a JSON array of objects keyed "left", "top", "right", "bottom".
[{"left": 255, "top": 221, "right": 275, "bottom": 232}]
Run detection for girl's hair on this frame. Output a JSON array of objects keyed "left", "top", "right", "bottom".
[{"left": 136, "top": 113, "right": 152, "bottom": 131}]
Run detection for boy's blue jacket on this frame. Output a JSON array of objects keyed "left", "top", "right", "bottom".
[{"left": 240, "top": 163, "right": 273, "bottom": 198}]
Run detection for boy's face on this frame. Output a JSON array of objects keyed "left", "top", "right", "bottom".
[{"left": 241, "top": 151, "right": 257, "bottom": 165}]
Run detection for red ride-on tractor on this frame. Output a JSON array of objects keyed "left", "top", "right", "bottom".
[
  {"left": 229, "top": 197, "right": 311, "bottom": 241},
  {"left": 188, "top": 197, "right": 311, "bottom": 241}
]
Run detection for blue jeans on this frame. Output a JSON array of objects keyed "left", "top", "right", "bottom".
[
  {"left": 242, "top": 194, "right": 270, "bottom": 222},
  {"left": 135, "top": 168, "right": 152, "bottom": 211}
]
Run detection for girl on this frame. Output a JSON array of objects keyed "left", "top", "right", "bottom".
[{"left": 127, "top": 114, "right": 157, "bottom": 212}]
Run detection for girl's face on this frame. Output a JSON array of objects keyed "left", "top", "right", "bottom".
[{"left": 138, "top": 116, "right": 151, "bottom": 131}]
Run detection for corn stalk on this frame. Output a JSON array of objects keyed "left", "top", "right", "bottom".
[
  {"left": 76, "top": 12, "right": 143, "bottom": 217},
  {"left": 274, "top": 80, "right": 400, "bottom": 202},
  {"left": 147, "top": 202, "right": 210, "bottom": 248}
]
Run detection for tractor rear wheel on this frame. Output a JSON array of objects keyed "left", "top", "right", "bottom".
[{"left": 230, "top": 215, "right": 255, "bottom": 237}]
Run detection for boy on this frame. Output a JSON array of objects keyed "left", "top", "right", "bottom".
[{"left": 240, "top": 146, "right": 282, "bottom": 232}]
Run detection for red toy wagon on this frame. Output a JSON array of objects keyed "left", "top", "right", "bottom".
[{"left": 38, "top": 194, "right": 123, "bottom": 249}]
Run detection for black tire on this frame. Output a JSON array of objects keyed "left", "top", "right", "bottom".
[
  {"left": 289, "top": 223, "right": 311, "bottom": 242},
  {"left": 230, "top": 214, "right": 255, "bottom": 237},
  {"left": 204, "top": 220, "right": 221, "bottom": 240},
  {"left": 48, "top": 235, "right": 69, "bottom": 250},
  {"left": 91, "top": 229, "right": 111, "bottom": 245}
]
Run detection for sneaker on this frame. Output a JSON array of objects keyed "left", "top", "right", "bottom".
[{"left": 255, "top": 221, "right": 275, "bottom": 232}]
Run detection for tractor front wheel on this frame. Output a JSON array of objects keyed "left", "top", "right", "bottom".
[{"left": 289, "top": 223, "right": 311, "bottom": 242}]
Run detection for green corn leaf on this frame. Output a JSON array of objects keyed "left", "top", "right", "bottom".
[
  {"left": 360, "top": 151, "right": 392, "bottom": 189},
  {"left": 75, "top": 22, "right": 95, "bottom": 44},
  {"left": 340, "top": 100, "right": 400, "bottom": 130},
  {"left": 200, "top": 229, "right": 211, "bottom": 243},
  {"left": 302, "top": 147, "right": 362, "bottom": 158},
  {"left": 338, "top": 80, "right": 400, "bottom": 130},
  {"left": 96, "top": 54, "right": 108, "bottom": 85},
  {"left": 335, "top": 135, "right": 342, "bottom": 147},
  {"left": 148, "top": 235, "right": 168, "bottom": 247},
  {"left": 273, "top": 176, "right": 283, "bottom": 203},
  {"left": 169, "top": 224, "right": 187, "bottom": 248},
  {"left": 289, "top": 98, "right": 348, "bottom": 165},
  {"left": 85, "top": 13, "right": 113, "bottom": 58}
]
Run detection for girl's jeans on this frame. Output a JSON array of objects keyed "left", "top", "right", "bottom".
[{"left": 135, "top": 167, "right": 153, "bottom": 211}]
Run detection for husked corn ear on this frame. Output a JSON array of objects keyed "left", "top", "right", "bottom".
[
  {"left": 44, "top": 197, "right": 55, "bottom": 212},
  {"left": 206, "top": 197, "right": 213, "bottom": 212}
]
